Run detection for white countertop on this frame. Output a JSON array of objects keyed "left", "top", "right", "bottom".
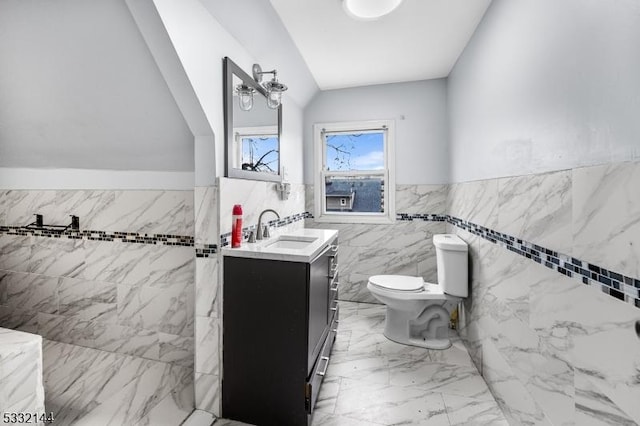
[{"left": 222, "top": 228, "right": 338, "bottom": 262}]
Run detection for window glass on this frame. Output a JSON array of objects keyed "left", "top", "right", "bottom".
[
  {"left": 324, "top": 132, "right": 384, "bottom": 171},
  {"left": 324, "top": 175, "right": 384, "bottom": 213}
]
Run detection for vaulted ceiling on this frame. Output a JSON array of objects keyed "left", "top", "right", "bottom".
[{"left": 270, "top": 0, "right": 492, "bottom": 89}]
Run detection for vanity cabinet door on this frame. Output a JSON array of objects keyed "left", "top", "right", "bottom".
[{"left": 307, "top": 247, "right": 331, "bottom": 374}]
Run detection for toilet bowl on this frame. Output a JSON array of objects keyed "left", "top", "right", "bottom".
[{"left": 367, "top": 234, "right": 468, "bottom": 350}]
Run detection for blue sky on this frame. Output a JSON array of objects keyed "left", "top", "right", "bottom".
[
  {"left": 242, "top": 137, "right": 278, "bottom": 172},
  {"left": 325, "top": 132, "right": 384, "bottom": 171}
]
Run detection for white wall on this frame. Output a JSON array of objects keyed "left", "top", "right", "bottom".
[
  {"left": 151, "top": 0, "right": 310, "bottom": 184},
  {"left": 303, "top": 80, "right": 449, "bottom": 184},
  {"left": 0, "top": 0, "right": 193, "bottom": 172},
  {"left": 0, "top": 168, "right": 194, "bottom": 190},
  {"left": 200, "top": 0, "right": 319, "bottom": 108},
  {"left": 448, "top": 0, "right": 640, "bottom": 183}
]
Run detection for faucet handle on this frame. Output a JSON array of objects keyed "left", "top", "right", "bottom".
[
  {"left": 263, "top": 225, "right": 270, "bottom": 239},
  {"left": 248, "top": 230, "right": 256, "bottom": 243}
]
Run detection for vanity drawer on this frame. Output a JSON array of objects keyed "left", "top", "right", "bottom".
[
  {"left": 330, "top": 275, "right": 339, "bottom": 305},
  {"left": 306, "top": 307, "right": 338, "bottom": 414},
  {"left": 329, "top": 246, "right": 339, "bottom": 309},
  {"left": 329, "top": 256, "right": 338, "bottom": 278}
]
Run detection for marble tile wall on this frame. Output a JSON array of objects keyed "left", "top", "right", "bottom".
[
  {"left": 194, "top": 185, "right": 220, "bottom": 417},
  {"left": 0, "top": 328, "right": 45, "bottom": 416},
  {"left": 450, "top": 160, "right": 640, "bottom": 425},
  {"left": 572, "top": 162, "right": 640, "bottom": 279},
  {"left": 0, "top": 190, "right": 194, "bottom": 236},
  {"left": 306, "top": 184, "right": 448, "bottom": 303},
  {"left": 0, "top": 190, "right": 195, "bottom": 369}
]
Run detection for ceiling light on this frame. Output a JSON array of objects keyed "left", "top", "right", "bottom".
[
  {"left": 252, "top": 64, "right": 288, "bottom": 109},
  {"left": 342, "top": 0, "right": 403, "bottom": 20}
]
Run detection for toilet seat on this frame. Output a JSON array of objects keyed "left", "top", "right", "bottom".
[
  {"left": 367, "top": 276, "right": 449, "bottom": 301},
  {"left": 369, "top": 275, "right": 424, "bottom": 292}
]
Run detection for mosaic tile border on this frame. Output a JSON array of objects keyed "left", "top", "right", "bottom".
[
  {"left": 0, "top": 225, "right": 194, "bottom": 247},
  {"left": 219, "top": 212, "right": 313, "bottom": 248},
  {"left": 446, "top": 216, "right": 640, "bottom": 309},
  {"left": 395, "top": 212, "right": 640, "bottom": 309},
  {"left": 195, "top": 243, "right": 218, "bottom": 258},
  {"left": 396, "top": 213, "right": 640, "bottom": 308},
  {"left": 397, "top": 213, "right": 448, "bottom": 222}
]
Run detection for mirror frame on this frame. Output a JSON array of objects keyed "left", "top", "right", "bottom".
[{"left": 224, "top": 57, "right": 283, "bottom": 182}]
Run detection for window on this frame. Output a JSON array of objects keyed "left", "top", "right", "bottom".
[
  {"left": 233, "top": 126, "right": 279, "bottom": 174},
  {"left": 314, "top": 120, "right": 395, "bottom": 223}
]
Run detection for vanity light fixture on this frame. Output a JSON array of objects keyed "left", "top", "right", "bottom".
[
  {"left": 342, "top": 0, "right": 403, "bottom": 20},
  {"left": 252, "top": 64, "right": 288, "bottom": 109},
  {"left": 235, "top": 83, "right": 255, "bottom": 112}
]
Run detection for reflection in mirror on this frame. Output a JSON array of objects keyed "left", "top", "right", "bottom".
[{"left": 224, "top": 57, "right": 282, "bottom": 182}]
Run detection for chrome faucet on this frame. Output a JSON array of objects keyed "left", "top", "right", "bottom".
[{"left": 256, "top": 209, "right": 280, "bottom": 240}]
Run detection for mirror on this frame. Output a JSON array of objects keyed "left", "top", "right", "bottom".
[{"left": 224, "top": 57, "right": 282, "bottom": 182}]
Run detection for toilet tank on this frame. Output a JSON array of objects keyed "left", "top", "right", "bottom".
[{"left": 433, "top": 234, "right": 468, "bottom": 298}]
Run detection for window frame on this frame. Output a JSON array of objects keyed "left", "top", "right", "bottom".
[{"left": 313, "top": 120, "right": 396, "bottom": 224}]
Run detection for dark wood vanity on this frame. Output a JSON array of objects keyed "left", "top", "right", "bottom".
[{"left": 222, "top": 232, "right": 339, "bottom": 426}]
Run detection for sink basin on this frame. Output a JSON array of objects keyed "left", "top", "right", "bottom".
[{"left": 264, "top": 235, "right": 318, "bottom": 250}]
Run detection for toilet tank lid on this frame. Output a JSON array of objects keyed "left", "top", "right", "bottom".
[
  {"left": 369, "top": 275, "right": 424, "bottom": 291},
  {"left": 433, "top": 234, "right": 468, "bottom": 251}
]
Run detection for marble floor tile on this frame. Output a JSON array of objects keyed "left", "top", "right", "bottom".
[
  {"left": 334, "top": 378, "right": 449, "bottom": 425},
  {"left": 326, "top": 352, "right": 390, "bottom": 386},
  {"left": 315, "top": 375, "right": 341, "bottom": 414},
  {"left": 355, "top": 302, "right": 384, "bottom": 317},
  {"left": 388, "top": 358, "right": 494, "bottom": 401},
  {"left": 135, "top": 380, "right": 194, "bottom": 426},
  {"left": 337, "top": 300, "right": 359, "bottom": 318},
  {"left": 311, "top": 412, "right": 384, "bottom": 426},
  {"left": 337, "top": 312, "right": 385, "bottom": 332},
  {"left": 442, "top": 394, "right": 509, "bottom": 426},
  {"left": 427, "top": 340, "right": 475, "bottom": 367},
  {"left": 321, "top": 301, "right": 507, "bottom": 426},
  {"left": 377, "top": 337, "right": 432, "bottom": 360},
  {"left": 346, "top": 327, "right": 386, "bottom": 356},
  {"left": 213, "top": 419, "right": 253, "bottom": 426},
  {"left": 182, "top": 410, "right": 216, "bottom": 426},
  {"left": 332, "top": 329, "right": 352, "bottom": 354}
]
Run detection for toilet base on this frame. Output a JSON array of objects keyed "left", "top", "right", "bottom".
[{"left": 383, "top": 304, "right": 453, "bottom": 350}]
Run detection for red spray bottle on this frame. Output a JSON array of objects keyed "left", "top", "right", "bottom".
[{"left": 232, "top": 204, "right": 243, "bottom": 248}]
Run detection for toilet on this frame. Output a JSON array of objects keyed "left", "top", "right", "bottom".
[{"left": 367, "top": 234, "right": 468, "bottom": 350}]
